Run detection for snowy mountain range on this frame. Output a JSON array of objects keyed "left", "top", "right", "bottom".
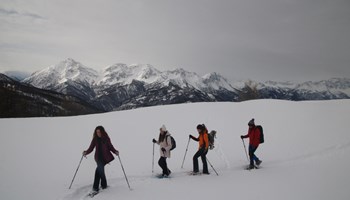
[
  {"left": 21, "top": 58, "right": 242, "bottom": 111},
  {"left": 1, "top": 58, "right": 349, "bottom": 116}
]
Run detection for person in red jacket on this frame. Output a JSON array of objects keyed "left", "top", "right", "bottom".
[
  {"left": 241, "top": 119, "right": 262, "bottom": 169},
  {"left": 189, "top": 124, "right": 210, "bottom": 175},
  {"left": 83, "top": 126, "right": 119, "bottom": 193}
]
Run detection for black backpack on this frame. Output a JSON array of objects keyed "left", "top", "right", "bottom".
[
  {"left": 208, "top": 130, "right": 217, "bottom": 150},
  {"left": 256, "top": 125, "right": 264, "bottom": 144},
  {"left": 166, "top": 135, "right": 176, "bottom": 151}
]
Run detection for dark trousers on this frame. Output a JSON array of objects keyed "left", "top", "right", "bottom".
[
  {"left": 193, "top": 148, "right": 208, "bottom": 173},
  {"left": 249, "top": 145, "right": 260, "bottom": 166},
  {"left": 158, "top": 157, "right": 170, "bottom": 175},
  {"left": 93, "top": 161, "right": 107, "bottom": 191}
]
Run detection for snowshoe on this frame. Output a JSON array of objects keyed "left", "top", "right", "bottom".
[
  {"left": 155, "top": 174, "right": 170, "bottom": 179},
  {"left": 88, "top": 190, "right": 99, "bottom": 198},
  {"left": 189, "top": 171, "right": 202, "bottom": 176},
  {"left": 246, "top": 165, "right": 256, "bottom": 170}
]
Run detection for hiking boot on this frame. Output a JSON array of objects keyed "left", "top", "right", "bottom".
[
  {"left": 102, "top": 186, "right": 108, "bottom": 190},
  {"left": 256, "top": 160, "right": 262, "bottom": 166},
  {"left": 246, "top": 165, "right": 255, "bottom": 170}
]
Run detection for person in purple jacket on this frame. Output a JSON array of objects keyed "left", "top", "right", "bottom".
[{"left": 83, "top": 126, "right": 119, "bottom": 193}]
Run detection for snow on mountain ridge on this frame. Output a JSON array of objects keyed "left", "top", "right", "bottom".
[
  {"left": 23, "top": 58, "right": 99, "bottom": 89},
  {"left": 98, "top": 63, "right": 163, "bottom": 86},
  {"left": 163, "top": 68, "right": 205, "bottom": 89},
  {"left": 22, "top": 58, "right": 350, "bottom": 101},
  {"left": 202, "top": 72, "right": 234, "bottom": 91}
]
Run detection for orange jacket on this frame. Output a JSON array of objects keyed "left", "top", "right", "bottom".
[
  {"left": 200, "top": 132, "right": 209, "bottom": 150},
  {"left": 192, "top": 131, "right": 209, "bottom": 150}
]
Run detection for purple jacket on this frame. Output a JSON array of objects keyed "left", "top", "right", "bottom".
[{"left": 85, "top": 136, "right": 118, "bottom": 164}]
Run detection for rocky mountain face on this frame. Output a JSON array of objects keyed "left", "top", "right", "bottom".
[{"left": 3, "top": 57, "right": 347, "bottom": 117}]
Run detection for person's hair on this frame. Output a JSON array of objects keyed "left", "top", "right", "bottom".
[
  {"left": 197, "top": 124, "right": 207, "bottom": 134},
  {"left": 158, "top": 130, "right": 167, "bottom": 142},
  {"left": 93, "top": 126, "right": 109, "bottom": 139}
]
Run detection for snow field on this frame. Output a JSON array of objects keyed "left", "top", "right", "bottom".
[{"left": 0, "top": 99, "right": 349, "bottom": 200}]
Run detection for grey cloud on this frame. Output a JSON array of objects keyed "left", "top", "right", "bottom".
[{"left": 0, "top": 7, "right": 45, "bottom": 19}]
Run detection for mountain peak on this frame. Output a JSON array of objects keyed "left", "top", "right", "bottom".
[
  {"left": 202, "top": 72, "right": 233, "bottom": 91},
  {"left": 99, "top": 63, "right": 162, "bottom": 86},
  {"left": 23, "top": 58, "right": 98, "bottom": 89}
]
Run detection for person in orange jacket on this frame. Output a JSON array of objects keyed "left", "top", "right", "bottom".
[{"left": 189, "top": 124, "right": 209, "bottom": 175}]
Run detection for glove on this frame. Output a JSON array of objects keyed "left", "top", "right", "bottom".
[
  {"left": 240, "top": 135, "right": 244, "bottom": 139},
  {"left": 82, "top": 151, "right": 87, "bottom": 156},
  {"left": 161, "top": 147, "right": 166, "bottom": 152},
  {"left": 152, "top": 139, "right": 157, "bottom": 143},
  {"left": 115, "top": 150, "right": 119, "bottom": 156},
  {"left": 189, "top": 134, "right": 193, "bottom": 139}
]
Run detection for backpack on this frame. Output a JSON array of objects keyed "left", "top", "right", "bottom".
[
  {"left": 208, "top": 130, "right": 217, "bottom": 150},
  {"left": 256, "top": 125, "right": 264, "bottom": 144},
  {"left": 166, "top": 135, "right": 176, "bottom": 151}
]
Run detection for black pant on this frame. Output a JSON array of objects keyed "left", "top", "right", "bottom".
[
  {"left": 158, "top": 157, "right": 170, "bottom": 175},
  {"left": 193, "top": 148, "right": 208, "bottom": 173},
  {"left": 93, "top": 161, "right": 107, "bottom": 191}
]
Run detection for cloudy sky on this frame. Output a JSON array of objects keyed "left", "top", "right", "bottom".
[{"left": 0, "top": 0, "right": 349, "bottom": 82}]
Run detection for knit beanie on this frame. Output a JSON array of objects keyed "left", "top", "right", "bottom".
[
  {"left": 160, "top": 125, "right": 167, "bottom": 132},
  {"left": 248, "top": 118, "right": 255, "bottom": 126}
]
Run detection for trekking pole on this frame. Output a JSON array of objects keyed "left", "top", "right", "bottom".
[
  {"left": 207, "top": 158, "right": 219, "bottom": 176},
  {"left": 152, "top": 142, "right": 155, "bottom": 173},
  {"left": 118, "top": 155, "right": 131, "bottom": 190},
  {"left": 181, "top": 137, "right": 191, "bottom": 168},
  {"left": 241, "top": 139, "right": 249, "bottom": 162},
  {"left": 69, "top": 154, "right": 84, "bottom": 189}
]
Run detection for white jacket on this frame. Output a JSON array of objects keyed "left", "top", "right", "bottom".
[{"left": 156, "top": 132, "right": 172, "bottom": 158}]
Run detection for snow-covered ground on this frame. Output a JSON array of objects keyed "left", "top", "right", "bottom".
[{"left": 1, "top": 100, "right": 349, "bottom": 200}]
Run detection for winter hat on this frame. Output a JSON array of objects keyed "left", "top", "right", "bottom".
[
  {"left": 248, "top": 118, "right": 255, "bottom": 126},
  {"left": 160, "top": 125, "right": 167, "bottom": 132}
]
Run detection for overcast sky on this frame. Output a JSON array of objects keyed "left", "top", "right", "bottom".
[{"left": 0, "top": 0, "right": 349, "bottom": 82}]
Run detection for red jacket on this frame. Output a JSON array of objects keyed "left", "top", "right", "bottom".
[
  {"left": 243, "top": 126, "right": 261, "bottom": 148},
  {"left": 85, "top": 136, "right": 118, "bottom": 164}
]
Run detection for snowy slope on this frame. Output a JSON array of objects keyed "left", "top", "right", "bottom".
[{"left": 0, "top": 100, "right": 349, "bottom": 200}]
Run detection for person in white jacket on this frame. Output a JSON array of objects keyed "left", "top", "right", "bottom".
[{"left": 152, "top": 125, "right": 172, "bottom": 177}]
